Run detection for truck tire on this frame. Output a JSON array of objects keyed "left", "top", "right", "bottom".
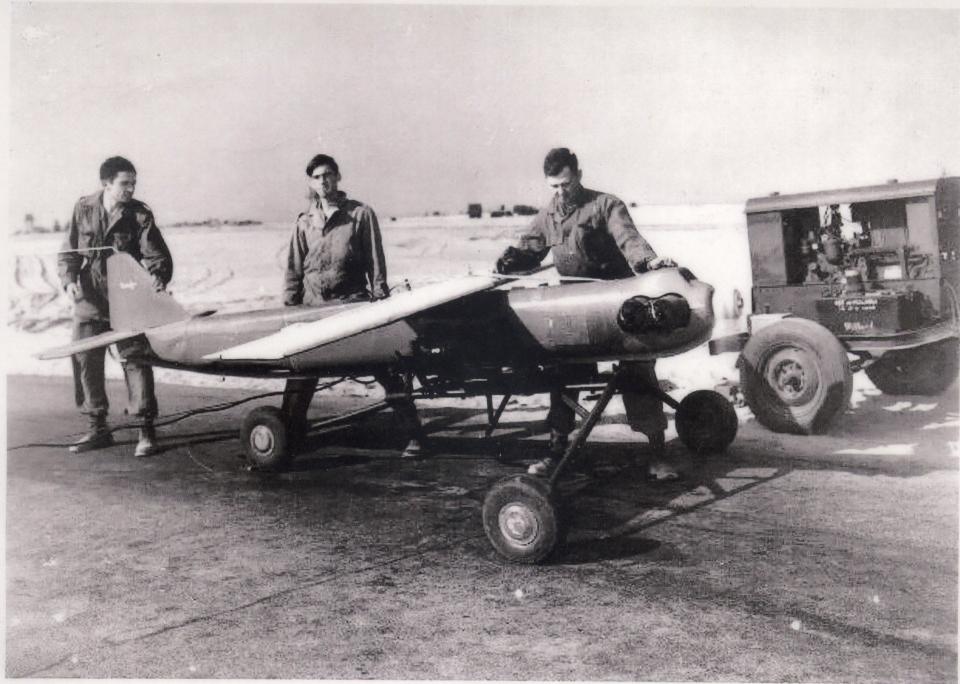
[
  {"left": 865, "top": 339, "right": 959, "bottom": 395},
  {"left": 740, "top": 319, "right": 852, "bottom": 435}
]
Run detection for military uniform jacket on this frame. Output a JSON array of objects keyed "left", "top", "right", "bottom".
[
  {"left": 57, "top": 191, "right": 173, "bottom": 321},
  {"left": 514, "top": 188, "right": 657, "bottom": 279},
  {"left": 283, "top": 192, "right": 389, "bottom": 305}
]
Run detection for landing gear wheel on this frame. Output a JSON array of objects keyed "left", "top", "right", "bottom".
[
  {"left": 240, "top": 406, "right": 293, "bottom": 471},
  {"left": 865, "top": 339, "right": 959, "bottom": 395},
  {"left": 483, "top": 475, "right": 565, "bottom": 564},
  {"left": 740, "top": 319, "right": 852, "bottom": 435},
  {"left": 676, "top": 390, "right": 738, "bottom": 454}
]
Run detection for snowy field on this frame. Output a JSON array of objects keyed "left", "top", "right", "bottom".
[{"left": 7, "top": 205, "right": 752, "bottom": 403}]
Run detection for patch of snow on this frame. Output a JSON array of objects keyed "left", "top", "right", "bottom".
[
  {"left": 8, "top": 215, "right": 746, "bottom": 402},
  {"left": 882, "top": 402, "right": 913, "bottom": 413},
  {"left": 834, "top": 444, "right": 916, "bottom": 456}
]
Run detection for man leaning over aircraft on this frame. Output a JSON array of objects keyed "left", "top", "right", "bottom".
[
  {"left": 282, "top": 153, "right": 428, "bottom": 458},
  {"left": 495, "top": 147, "right": 681, "bottom": 481},
  {"left": 58, "top": 156, "right": 173, "bottom": 458}
]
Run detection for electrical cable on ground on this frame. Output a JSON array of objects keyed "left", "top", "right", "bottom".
[{"left": 7, "top": 377, "right": 350, "bottom": 450}]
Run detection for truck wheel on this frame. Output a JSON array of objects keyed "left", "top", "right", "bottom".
[
  {"left": 740, "top": 319, "right": 852, "bottom": 435},
  {"left": 482, "top": 475, "right": 564, "bottom": 564},
  {"left": 865, "top": 339, "right": 959, "bottom": 395},
  {"left": 676, "top": 390, "right": 738, "bottom": 454},
  {"left": 240, "top": 406, "right": 293, "bottom": 471}
]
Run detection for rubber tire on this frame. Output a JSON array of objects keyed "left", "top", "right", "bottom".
[
  {"left": 240, "top": 406, "right": 293, "bottom": 471},
  {"left": 482, "top": 475, "right": 565, "bottom": 564},
  {"left": 865, "top": 339, "right": 960, "bottom": 395},
  {"left": 740, "top": 318, "right": 852, "bottom": 435},
  {"left": 676, "top": 390, "right": 738, "bottom": 455}
]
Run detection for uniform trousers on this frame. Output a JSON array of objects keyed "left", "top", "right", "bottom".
[
  {"left": 71, "top": 318, "right": 158, "bottom": 422},
  {"left": 546, "top": 360, "right": 667, "bottom": 438}
]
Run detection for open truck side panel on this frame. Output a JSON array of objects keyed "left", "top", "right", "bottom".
[{"left": 711, "top": 177, "right": 959, "bottom": 434}]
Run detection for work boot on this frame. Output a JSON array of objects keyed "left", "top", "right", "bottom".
[
  {"left": 644, "top": 431, "right": 682, "bottom": 483},
  {"left": 527, "top": 431, "right": 568, "bottom": 477},
  {"left": 134, "top": 423, "right": 159, "bottom": 458},
  {"left": 526, "top": 457, "right": 555, "bottom": 476},
  {"left": 401, "top": 437, "right": 430, "bottom": 459},
  {"left": 69, "top": 420, "right": 114, "bottom": 454}
]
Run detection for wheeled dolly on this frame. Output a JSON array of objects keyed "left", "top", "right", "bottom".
[{"left": 481, "top": 366, "right": 738, "bottom": 563}]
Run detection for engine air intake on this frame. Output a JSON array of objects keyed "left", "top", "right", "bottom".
[{"left": 617, "top": 293, "right": 691, "bottom": 334}]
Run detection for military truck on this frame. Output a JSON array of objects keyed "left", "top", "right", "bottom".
[{"left": 710, "top": 176, "right": 959, "bottom": 434}]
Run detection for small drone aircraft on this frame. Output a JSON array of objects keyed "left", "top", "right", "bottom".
[{"left": 40, "top": 253, "right": 738, "bottom": 562}]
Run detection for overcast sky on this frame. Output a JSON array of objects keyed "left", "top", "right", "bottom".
[{"left": 9, "top": 3, "right": 960, "bottom": 226}]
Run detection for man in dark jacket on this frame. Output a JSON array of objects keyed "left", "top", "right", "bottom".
[
  {"left": 283, "top": 154, "right": 427, "bottom": 458},
  {"left": 58, "top": 156, "right": 173, "bottom": 457},
  {"left": 496, "top": 147, "right": 680, "bottom": 480}
]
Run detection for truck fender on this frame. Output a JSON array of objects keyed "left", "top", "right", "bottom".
[
  {"left": 708, "top": 312, "right": 795, "bottom": 356},
  {"left": 748, "top": 313, "right": 795, "bottom": 334}
]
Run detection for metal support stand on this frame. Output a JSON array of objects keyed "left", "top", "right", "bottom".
[
  {"left": 544, "top": 365, "right": 679, "bottom": 488},
  {"left": 547, "top": 373, "right": 621, "bottom": 488},
  {"left": 648, "top": 384, "right": 680, "bottom": 412},
  {"left": 560, "top": 390, "right": 591, "bottom": 420},
  {"left": 306, "top": 400, "right": 391, "bottom": 435},
  {"left": 484, "top": 394, "right": 513, "bottom": 437}
]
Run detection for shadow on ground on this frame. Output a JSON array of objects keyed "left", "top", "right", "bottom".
[{"left": 113, "top": 381, "right": 959, "bottom": 566}]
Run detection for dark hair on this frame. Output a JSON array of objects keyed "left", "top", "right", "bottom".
[
  {"left": 99, "top": 156, "right": 136, "bottom": 182},
  {"left": 543, "top": 147, "right": 578, "bottom": 176},
  {"left": 306, "top": 154, "right": 339, "bottom": 177}
]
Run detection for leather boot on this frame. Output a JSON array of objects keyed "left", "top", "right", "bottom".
[
  {"left": 400, "top": 431, "right": 431, "bottom": 459},
  {"left": 134, "top": 422, "right": 159, "bottom": 458},
  {"left": 645, "top": 431, "right": 682, "bottom": 483},
  {"left": 528, "top": 430, "right": 568, "bottom": 476},
  {"left": 69, "top": 417, "right": 114, "bottom": 454}
]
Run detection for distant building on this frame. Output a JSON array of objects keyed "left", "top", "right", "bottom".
[
  {"left": 512, "top": 204, "right": 537, "bottom": 216},
  {"left": 490, "top": 204, "right": 513, "bottom": 218},
  {"left": 467, "top": 203, "right": 482, "bottom": 219}
]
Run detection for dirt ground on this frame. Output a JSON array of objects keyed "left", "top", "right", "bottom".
[{"left": 5, "top": 374, "right": 958, "bottom": 680}]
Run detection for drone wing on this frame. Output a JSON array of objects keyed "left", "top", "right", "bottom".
[{"left": 203, "top": 273, "right": 508, "bottom": 362}]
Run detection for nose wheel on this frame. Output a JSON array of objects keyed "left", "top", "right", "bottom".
[{"left": 482, "top": 475, "right": 565, "bottom": 564}]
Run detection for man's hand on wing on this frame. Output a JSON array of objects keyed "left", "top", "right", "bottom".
[
  {"left": 496, "top": 246, "right": 541, "bottom": 275},
  {"left": 495, "top": 257, "right": 512, "bottom": 275}
]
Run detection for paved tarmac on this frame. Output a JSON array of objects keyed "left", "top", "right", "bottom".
[{"left": 5, "top": 374, "right": 958, "bottom": 679}]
